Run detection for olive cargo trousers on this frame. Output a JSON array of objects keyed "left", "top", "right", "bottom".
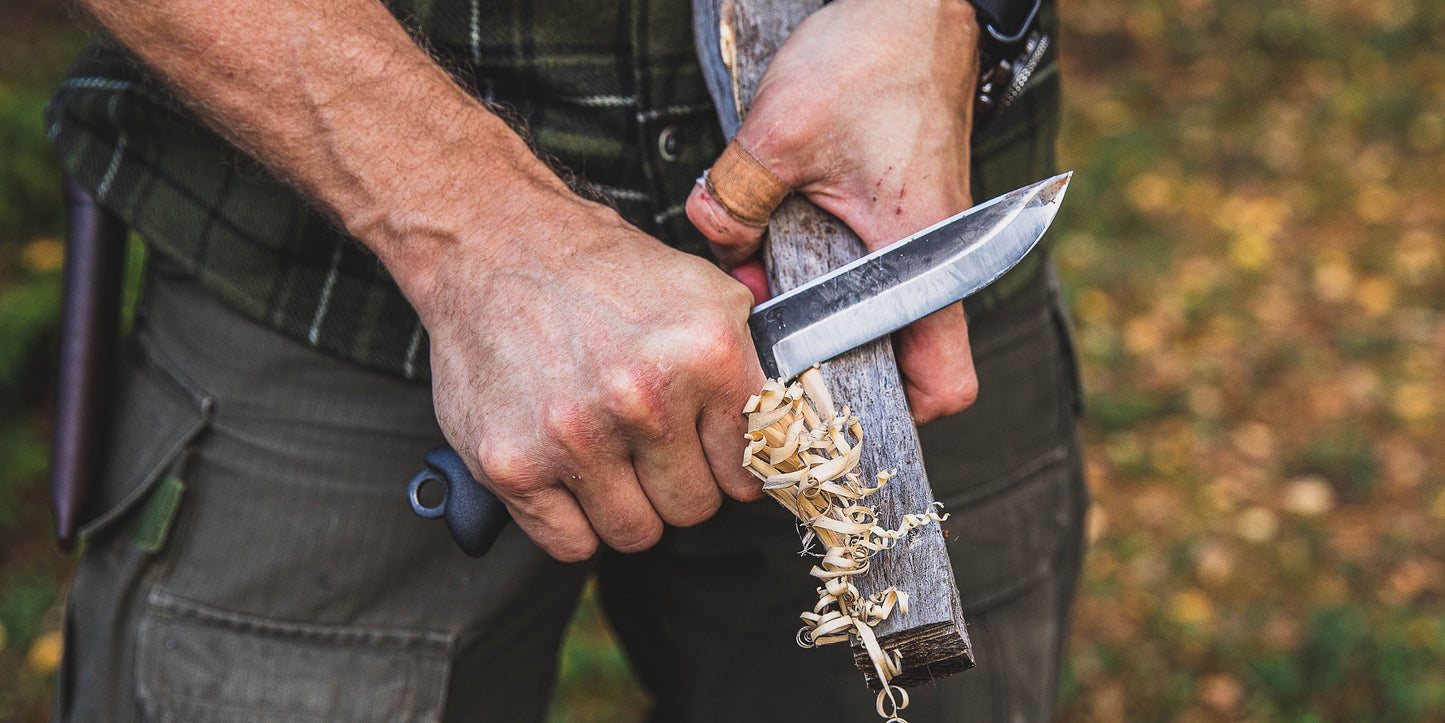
[{"left": 55, "top": 258, "right": 1087, "bottom": 722}]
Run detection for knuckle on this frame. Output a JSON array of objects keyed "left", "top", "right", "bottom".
[
  {"left": 479, "top": 439, "right": 531, "bottom": 485},
  {"left": 542, "top": 401, "right": 595, "bottom": 453},
  {"left": 476, "top": 442, "right": 537, "bottom": 493},
  {"left": 726, "top": 282, "right": 755, "bottom": 312},
  {"left": 665, "top": 490, "right": 723, "bottom": 528},
  {"left": 949, "top": 371, "right": 980, "bottom": 414},
  {"left": 915, "top": 375, "right": 978, "bottom": 423},
  {"left": 718, "top": 468, "right": 764, "bottom": 502},
  {"left": 678, "top": 252, "right": 726, "bottom": 283},
  {"left": 956, "top": 381, "right": 980, "bottom": 412},
  {"left": 607, "top": 517, "right": 664, "bottom": 553},
  {"left": 683, "top": 313, "right": 747, "bottom": 365},
  {"left": 511, "top": 491, "right": 598, "bottom": 562},
  {"left": 602, "top": 368, "right": 669, "bottom": 437},
  {"left": 759, "top": 121, "right": 806, "bottom": 163},
  {"left": 550, "top": 535, "right": 599, "bottom": 563}
]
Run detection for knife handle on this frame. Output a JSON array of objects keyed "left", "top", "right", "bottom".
[{"left": 407, "top": 445, "right": 513, "bottom": 556}]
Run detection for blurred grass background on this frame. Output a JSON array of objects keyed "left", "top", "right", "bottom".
[{"left": 2, "top": 0, "right": 1442, "bottom": 720}]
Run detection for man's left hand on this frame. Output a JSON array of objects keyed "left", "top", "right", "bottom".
[{"left": 686, "top": 0, "right": 982, "bottom": 423}]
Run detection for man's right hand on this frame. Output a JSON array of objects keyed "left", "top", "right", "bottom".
[
  {"left": 416, "top": 192, "right": 766, "bottom": 561},
  {"left": 79, "top": 0, "right": 765, "bottom": 561}
]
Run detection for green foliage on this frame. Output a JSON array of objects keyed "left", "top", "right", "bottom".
[
  {"left": 0, "top": 421, "right": 51, "bottom": 533},
  {"left": 1246, "top": 607, "right": 1445, "bottom": 722},
  {"left": 549, "top": 586, "right": 651, "bottom": 722},
  {"left": 1299, "top": 425, "right": 1378, "bottom": 502},
  {"left": 0, "top": 574, "right": 56, "bottom": 652},
  {"left": 0, "top": 83, "right": 65, "bottom": 244},
  {"left": 1088, "top": 390, "right": 1180, "bottom": 431},
  {"left": 0, "top": 276, "right": 61, "bottom": 389}
]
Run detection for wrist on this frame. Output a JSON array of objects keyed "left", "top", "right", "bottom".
[{"left": 339, "top": 104, "right": 583, "bottom": 307}]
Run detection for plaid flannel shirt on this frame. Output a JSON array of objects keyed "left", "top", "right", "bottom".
[{"left": 45, "top": 0, "right": 1059, "bottom": 381}]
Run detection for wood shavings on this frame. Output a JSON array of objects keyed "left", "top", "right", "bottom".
[{"left": 742, "top": 367, "right": 949, "bottom": 723}]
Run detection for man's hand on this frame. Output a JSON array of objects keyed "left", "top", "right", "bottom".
[
  {"left": 79, "top": 0, "right": 765, "bottom": 561},
  {"left": 687, "top": 0, "right": 982, "bottom": 423},
  {"left": 420, "top": 196, "right": 765, "bottom": 562}
]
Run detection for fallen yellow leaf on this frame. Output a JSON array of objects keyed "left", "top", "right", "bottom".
[
  {"left": 1236, "top": 506, "right": 1279, "bottom": 543},
  {"left": 1354, "top": 185, "right": 1400, "bottom": 225},
  {"left": 1391, "top": 383, "right": 1434, "bottom": 422},
  {"left": 1282, "top": 476, "right": 1335, "bottom": 516},
  {"left": 1127, "top": 172, "right": 1173, "bottom": 213},
  {"left": 1313, "top": 255, "right": 1355, "bottom": 302},
  {"left": 1231, "top": 422, "right": 1275, "bottom": 461},
  {"left": 1394, "top": 229, "right": 1440, "bottom": 283},
  {"left": 1171, "top": 589, "right": 1214, "bottom": 625},
  {"left": 22, "top": 237, "right": 65, "bottom": 274},
  {"left": 1228, "top": 229, "right": 1273, "bottom": 271},
  {"left": 1194, "top": 544, "right": 1235, "bottom": 588},
  {"left": 1123, "top": 315, "right": 1163, "bottom": 355},
  {"left": 1087, "top": 504, "right": 1110, "bottom": 543},
  {"left": 1076, "top": 287, "right": 1115, "bottom": 326},
  {"left": 1430, "top": 489, "right": 1445, "bottom": 521},
  {"left": 27, "top": 630, "right": 63, "bottom": 675},
  {"left": 1354, "top": 276, "right": 1396, "bottom": 317}
]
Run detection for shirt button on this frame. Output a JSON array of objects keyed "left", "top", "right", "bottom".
[{"left": 658, "top": 125, "right": 680, "bottom": 162}]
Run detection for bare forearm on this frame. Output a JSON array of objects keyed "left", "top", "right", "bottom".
[{"left": 79, "top": 0, "right": 575, "bottom": 300}]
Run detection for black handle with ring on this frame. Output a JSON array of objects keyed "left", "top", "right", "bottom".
[{"left": 407, "top": 445, "right": 513, "bottom": 556}]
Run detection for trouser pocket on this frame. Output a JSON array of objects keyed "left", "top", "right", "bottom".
[
  {"left": 56, "top": 331, "right": 213, "bottom": 722},
  {"left": 135, "top": 588, "right": 452, "bottom": 723},
  {"left": 76, "top": 334, "right": 212, "bottom": 544}
]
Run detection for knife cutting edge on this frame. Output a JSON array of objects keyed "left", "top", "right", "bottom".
[{"left": 409, "top": 172, "right": 1072, "bottom": 556}]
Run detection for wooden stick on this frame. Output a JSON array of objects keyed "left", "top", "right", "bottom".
[{"left": 701, "top": 0, "right": 975, "bottom": 689}]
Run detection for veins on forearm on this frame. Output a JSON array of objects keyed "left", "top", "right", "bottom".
[{"left": 78, "top": 0, "right": 569, "bottom": 282}]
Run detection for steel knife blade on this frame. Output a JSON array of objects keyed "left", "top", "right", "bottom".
[
  {"left": 750, "top": 171, "right": 1071, "bottom": 379},
  {"left": 409, "top": 172, "right": 1072, "bottom": 556}
]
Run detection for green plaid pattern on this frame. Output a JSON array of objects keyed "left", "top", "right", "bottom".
[{"left": 45, "top": 0, "right": 1059, "bottom": 381}]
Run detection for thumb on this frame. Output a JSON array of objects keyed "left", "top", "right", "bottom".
[
  {"left": 686, "top": 138, "right": 793, "bottom": 270},
  {"left": 686, "top": 180, "right": 767, "bottom": 270}
]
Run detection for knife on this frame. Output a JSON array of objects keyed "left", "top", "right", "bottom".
[{"left": 408, "top": 172, "right": 1072, "bottom": 556}]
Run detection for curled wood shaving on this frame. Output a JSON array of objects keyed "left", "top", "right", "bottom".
[{"left": 742, "top": 368, "right": 949, "bottom": 723}]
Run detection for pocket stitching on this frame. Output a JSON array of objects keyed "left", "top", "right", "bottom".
[
  {"left": 136, "top": 588, "right": 454, "bottom": 723},
  {"left": 145, "top": 588, "right": 453, "bottom": 649}
]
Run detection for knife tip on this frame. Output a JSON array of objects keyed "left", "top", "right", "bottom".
[{"left": 1036, "top": 171, "right": 1073, "bottom": 206}]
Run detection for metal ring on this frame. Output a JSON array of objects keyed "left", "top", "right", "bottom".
[
  {"left": 986, "top": 0, "right": 1042, "bottom": 44},
  {"left": 408, "top": 469, "right": 449, "bottom": 519}
]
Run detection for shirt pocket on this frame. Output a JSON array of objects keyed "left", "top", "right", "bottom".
[{"left": 134, "top": 588, "right": 452, "bottom": 723}]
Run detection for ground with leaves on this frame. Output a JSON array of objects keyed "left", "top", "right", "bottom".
[
  {"left": 2, "top": 0, "right": 1442, "bottom": 720},
  {"left": 1055, "top": 0, "right": 1445, "bottom": 719}
]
